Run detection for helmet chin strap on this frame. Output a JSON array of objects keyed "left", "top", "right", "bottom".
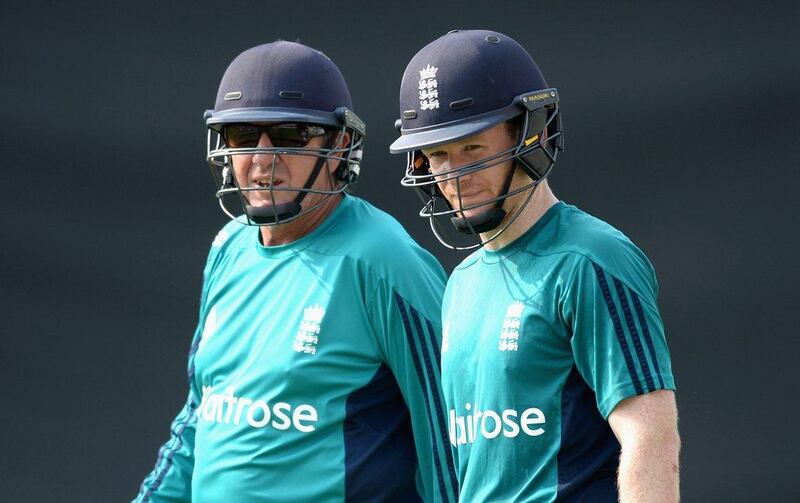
[
  {"left": 449, "top": 162, "right": 517, "bottom": 234},
  {"left": 245, "top": 202, "right": 302, "bottom": 225},
  {"left": 244, "top": 137, "right": 335, "bottom": 225}
]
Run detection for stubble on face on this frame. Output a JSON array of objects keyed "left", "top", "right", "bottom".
[
  {"left": 230, "top": 132, "right": 349, "bottom": 245},
  {"left": 424, "top": 122, "right": 520, "bottom": 219}
]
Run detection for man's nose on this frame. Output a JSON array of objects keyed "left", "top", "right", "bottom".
[
  {"left": 256, "top": 131, "right": 274, "bottom": 147},
  {"left": 251, "top": 132, "right": 276, "bottom": 166},
  {"left": 444, "top": 154, "right": 472, "bottom": 188}
]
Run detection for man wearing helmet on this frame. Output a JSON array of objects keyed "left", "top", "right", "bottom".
[
  {"left": 134, "top": 41, "right": 457, "bottom": 503},
  {"left": 392, "top": 31, "right": 679, "bottom": 502}
]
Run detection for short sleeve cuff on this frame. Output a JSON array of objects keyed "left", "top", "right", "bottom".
[{"left": 598, "top": 375, "right": 676, "bottom": 419}]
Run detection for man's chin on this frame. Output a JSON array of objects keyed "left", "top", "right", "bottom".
[
  {"left": 457, "top": 203, "right": 496, "bottom": 220},
  {"left": 246, "top": 198, "right": 294, "bottom": 209}
]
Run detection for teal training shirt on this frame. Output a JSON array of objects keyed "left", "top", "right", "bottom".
[
  {"left": 441, "top": 202, "right": 675, "bottom": 503},
  {"left": 134, "top": 195, "right": 458, "bottom": 503}
]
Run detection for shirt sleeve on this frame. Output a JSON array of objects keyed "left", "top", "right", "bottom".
[
  {"left": 132, "top": 319, "right": 202, "bottom": 502},
  {"left": 132, "top": 242, "right": 222, "bottom": 502},
  {"left": 561, "top": 255, "right": 676, "bottom": 419},
  {"left": 368, "top": 277, "right": 459, "bottom": 503},
  {"left": 132, "top": 393, "right": 197, "bottom": 503}
]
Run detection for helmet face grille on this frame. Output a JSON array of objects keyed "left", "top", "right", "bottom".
[
  {"left": 399, "top": 95, "right": 563, "bottom": 250},
  {"left": 206, "top": 120, "right": 365, "bottom": 227}
]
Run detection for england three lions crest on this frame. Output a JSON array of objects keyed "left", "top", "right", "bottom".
[
  {"left": 418, "top": 64, "right": 439, "bottom": 110},
  {"left": 498, "top": 301, "right": 525, "bottom": 352},
  {"left": 293, "top": 305, "right": 326, "bottom": 355}
]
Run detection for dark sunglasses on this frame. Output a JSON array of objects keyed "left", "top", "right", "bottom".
[{"left": 221, "top": 123, "right": 328, "bottom": 149}]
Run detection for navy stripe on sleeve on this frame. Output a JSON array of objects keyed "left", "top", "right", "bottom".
[
  {"left": 139, "top": 339, "right": 201, "bottom": 501},
  {"left": 410, "top": 309, "right": 458, "bottom": 499},
  {"left": 424, "top": 318, "right": 442, "bottom": 355},
  {"left": 139, "top": 396, "right": 197, "bottom": 501},
  {"left": 187, "top": 338, "right": 200, "bottom": 380},
  {"left": 591, "top": 262, "right": 644, "bottom": 396},
  {"left": 629, "top": 289, "right": 666, "bottom": 389},
  {"left": 613, "top": 278, "right": 655, "bottom": 393},
  {"left": 394, "top": 292, "right": 448, "bottom": 502}
]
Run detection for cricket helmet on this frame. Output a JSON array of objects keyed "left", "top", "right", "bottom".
[
  {"left": 205, "top": 41, "right": 365, "bottom": 226},
  {"left": 390, "top": 30, "right": 563, "bottom": 249}
]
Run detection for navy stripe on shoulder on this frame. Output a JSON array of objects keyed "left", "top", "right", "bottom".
[
  {"left": 612, "top": 278, "right": 655, "bottom": 393},
  {"left": 629, "top": 289, "right": 666, "bottom": 389},
  {"left": 394, "top": 292, "right": 448, "bottom": 502},
  {"left": 591, "top": 262, "right": 643, "bottom": 396}
]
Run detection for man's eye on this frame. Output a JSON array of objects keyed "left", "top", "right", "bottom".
[
  {"left": 464, "top": 144, "right": 483, "bottom": 152},
  {"left": 428, "top": 151, "right": 446, "bottom": 158}
]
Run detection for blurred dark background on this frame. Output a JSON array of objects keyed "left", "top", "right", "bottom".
[{"left": 1, "top": 1, "right": 798, "bottom": 501}]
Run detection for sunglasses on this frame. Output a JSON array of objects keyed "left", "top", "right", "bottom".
[{"left": 221, "top": 123, "right": 328, "bottom": 149}]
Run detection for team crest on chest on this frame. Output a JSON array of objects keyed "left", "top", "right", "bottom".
[
  {"left": 418, "top": 64, "right": 439, "bottom": 110},
  {"left": 498, "top": 301, "right": 525, "bottom": 352},
  {"left": 293, "top": 304, "right": 326, "bottom": 355}
]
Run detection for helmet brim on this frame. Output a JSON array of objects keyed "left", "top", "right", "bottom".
[
  {"left": 389, "top": 103, "right": 520, "bottom": 154},
  {"left": 206, "top": 107, "right": 344, "bottom": 131}
]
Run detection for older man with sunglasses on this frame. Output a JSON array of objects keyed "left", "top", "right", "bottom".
[{"left": 133, "top": 41, "right": 456, "bottom": 503}]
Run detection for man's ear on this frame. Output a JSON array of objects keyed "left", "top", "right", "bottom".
[
  {"left": 332, "top": 130, "right": 351, "bottom": 149},
  {"left": 326, "top": 131, "right": 351, "bottom": 173}
]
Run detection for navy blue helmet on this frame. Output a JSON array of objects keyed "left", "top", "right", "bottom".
[
  {"left": 390, "top": 30, "right": 563, "bottom": 249},
  {"left": 206, "top": 41, "right": 365, "bottom": 226}
]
